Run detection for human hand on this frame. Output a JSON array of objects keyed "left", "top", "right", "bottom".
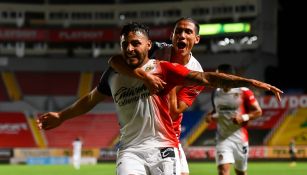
[
  {"left": 232, "top": 114, "right": 246, "bottom": 125},
  {"left": 36, "top": 112, "right": 63, "bottom": 130},
  {"left": 251, "top": 80, "right": 283, "bottom": 102},
  {"left": 205, "top": 112, "right": 217, "bottom": 123},
  {"left": 143, "top": 73, "right": 166, "bottom": 94}
]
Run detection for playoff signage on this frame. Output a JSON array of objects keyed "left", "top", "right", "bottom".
[{"left": 0, "top": 27, "right": 173, "bottom": 42}]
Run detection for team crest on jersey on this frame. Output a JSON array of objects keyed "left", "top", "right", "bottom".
[
  {"left": 233, "top": 93, "right": 239, "bottom": 98},
  {"left": 193, "top": 89, "right": 201, "bottom": 95},
  {"left": 145, "top": 65, "right": 154, "bottom": 72}
]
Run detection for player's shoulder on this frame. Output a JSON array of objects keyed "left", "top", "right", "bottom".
[
  {"left": 240, "top": 87, "right": 250, "bottom": 91},
  {"left": 231, "top": 87, "right": 253, "bottom": 94},
  {"left": 240, "top": 87, "right": 254, "bottom": 94},
  {"left": 186, "top": 54, "right": 203, "bottom": 71},
  {"left": 189, "top": 54, "right": 200, "bottom": 63},
  {"left": 239, "top": 87, "right": 256, "bottom": 98}
]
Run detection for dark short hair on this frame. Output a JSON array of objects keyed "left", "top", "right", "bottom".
[
  {"left": 120, "top": 22, "right": 150, "bottom": 38},
  {"left": 174, "top": 17, "right": 200, "bottom": 35},
  {"left": 217, "top": 64, "right": 236, "bottom": 74}
]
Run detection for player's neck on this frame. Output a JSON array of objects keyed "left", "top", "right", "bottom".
[{"left": 171, "top": 51, "right": 190, "bottom": 65}]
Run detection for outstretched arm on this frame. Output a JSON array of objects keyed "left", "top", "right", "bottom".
[
  {"left": 108, "top": 55, "right": 165, "bottom": 94},
  {"left": 185, "top": 71, "right": 283, "bottom": 101},
  {"left": 37, "top": 88, "right": 107, "bottom": 130}
]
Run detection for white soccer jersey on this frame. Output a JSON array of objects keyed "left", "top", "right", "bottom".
[
  {"left": 72, "top": 140, "right": 82, "bottom": 158},
  {"left": 213, "top": 87, "right": 256, "bottom": 143},
  {"left": 97, "top": 59, "right": 192, "bottom": 150}
]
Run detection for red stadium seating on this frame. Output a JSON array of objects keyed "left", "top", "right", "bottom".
[
  {"left": 43, "top": 113, "right": 119, "bottom": 148},
  {"left": 0, "top": 112, "right": 37, "bottom": 147},
  {"left": 15, "top": 71, "right": 80, "bottom": 96},
  {"left": 0, "top": 78, "right": 10, "bottom": 101}
]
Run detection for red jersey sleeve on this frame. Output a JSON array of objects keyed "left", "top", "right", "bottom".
[
  {"left": 159, "top": 61, "right": 191, "bottom": 85},
  {"left": 177, "top": 85, "right": 205, "bottom": 106},
  {"left": 242, "top": 88, "right": 256, "bottom": 106}
]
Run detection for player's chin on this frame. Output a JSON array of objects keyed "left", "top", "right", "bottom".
[
  {"left": 127, "top": 60, "right": 140, "bottom": 67},
  {"left": 175, "top": 47, "right": 187, "bottom": 54}
]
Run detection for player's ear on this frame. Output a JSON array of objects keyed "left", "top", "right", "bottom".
[
  {"left": 170, "top": 32, "right": 174, "bottom": 41},
  {"left": 148, "top": 40, "right": 152, "bottom": 50},
  {"left": 194, "top": 34, "right": 200, "bottom": 44}
]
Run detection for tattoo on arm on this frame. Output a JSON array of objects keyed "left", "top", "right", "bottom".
[{"left": 186, "top": 71, "right": 252, "bottom": 89}]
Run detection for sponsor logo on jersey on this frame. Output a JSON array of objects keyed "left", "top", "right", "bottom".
[{"left": 160, "top": 147, "right": 175, "bottom": 159}]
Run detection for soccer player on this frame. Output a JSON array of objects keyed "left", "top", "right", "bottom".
[
  {"left": 289, "top": 138, "right": 297, "bottom": 167},
  {"left": 37, "top": 22, "right": 282, "bottom": 175},
  {"left": 109, "top": 17, "right": 203, "bottom": 175},
  {"left": 205, "top": 64, "right": 263, "bottom": 175},
  {"left": 72, "top": 137, "right": 82, "bottom": 170}
]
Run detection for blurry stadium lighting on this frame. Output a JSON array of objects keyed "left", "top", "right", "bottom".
[
  {"left": 211, "top": 35, "right": 258, "bottom": 53},
  {"left": 240, "top": 36, "right": 249, "bottom": 44},
  {"left": 217, "top": 38, "right": 235, "bottom": 46},
  {"left": 92, "top": 43, "right": 101, "bottom": 58},
  {"left": 240, "top": 36, "right": 257, "bottom": 45},
  {"left": 119, "top": 14, "right": 125, "bottom": 20},
  {"left": 199, "top": 22, "right": 251, "bottom": 36},
  {"left": 16, "top": 12, "right": 25, "bottom": 27},
  {"left": 16, "top": 42, "right": 25, "bottom": 58},
  {"left": 223, "top": 23, "right": 250, "bottom": 33},
  {"left": 199, "top": 24, "right": 222, "bottom": 35},
  {"left": 248, "top": 36, "right": 257, "bottom": 44}
]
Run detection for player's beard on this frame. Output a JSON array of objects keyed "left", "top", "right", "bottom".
[{"left": 124, "top": 51, "right": 147, "bottom": 69}]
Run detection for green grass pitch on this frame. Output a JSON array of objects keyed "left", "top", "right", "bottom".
[{"left": 1, "top": 162, "right": 306, "bottom": 175}]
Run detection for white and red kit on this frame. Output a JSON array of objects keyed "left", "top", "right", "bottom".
[
  {"left": 97, "top": 59, "right": 195, "bottom": 174},
  {"left": 212, "top": 87, "right": 257, "bottom": 171},
  {"left": 213, "top": 87, "right": 256, "bottom": 143}
]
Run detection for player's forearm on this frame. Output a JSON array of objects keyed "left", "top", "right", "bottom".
[
  {"left": 187, "top": 71, "right": 260, "bottom": 89},
  {"left": 205, "top": 112, "right": 217, "bottom": 123},
  {"left": 169, "top": 88, "right": 178, "bottom": 119},
  {"left": 108, "top": 55, "right": 147, "bottom": 80},
  {"left": 58, "top": 90, "right": 103, "bottom": 121},
  {"left": 246, "top": 103, "right": 262, "bottom": 120},
  {"left": 247, "top": 110, "right": 262, "bottom": 120},
  {"left": 58, "top": 96, "right": 95, "bottom": 121}
]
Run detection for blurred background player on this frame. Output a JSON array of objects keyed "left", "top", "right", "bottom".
[
  {"left": 288, "top": 138, "right": 297, "bottom": 167},
  {"left": 205, "top": 64, "right": 263, "bottom": 175},
  {"left": 72, "top": 137, "right": 82, "bottom": 170}
]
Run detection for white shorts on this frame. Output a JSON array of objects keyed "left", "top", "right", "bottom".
[
  {"left": 178, "top": 143, "right": 189, "bottom": 173},
  {"left": 116, "top": 147, "right": 180, "bottom": 175},
  {"left": 215, "top": 139, "right": 249, "bottom": 171}
]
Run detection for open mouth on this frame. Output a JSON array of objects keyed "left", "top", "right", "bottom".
[
  {"left": 125, "top": 53, "right": 137, "bottom": 58},
  {"left": 177, "top": 42, "right": 186, "bottom": 49}
]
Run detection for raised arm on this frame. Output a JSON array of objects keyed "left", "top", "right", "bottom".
[
  {"left": 37, "top": 88, "right": 107, "bottom": 130},
  {"left": 108, "top": 55, "right": 165, "bottom": 94},
  {"left": 185, "top": 71, "right": 283, "bottom": 101}
]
